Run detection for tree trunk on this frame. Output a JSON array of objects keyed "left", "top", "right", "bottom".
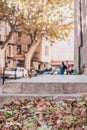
[
  {"left": 24, "top": 54, "right": 31, "bottom": 73},
  {"left": 24, "top": 40, "right": 41, "bottom": 71}
]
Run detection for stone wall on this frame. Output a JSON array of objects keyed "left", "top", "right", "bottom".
[
  {"left": 74, "top": 0, "right": 87, "bottom": 73},
  {"left": 74, "top": 0, "right": 80, "bottom": 72}
]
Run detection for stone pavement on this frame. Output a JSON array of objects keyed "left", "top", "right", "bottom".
[{"left": 6, "top": 74, "right": 87, "bottom": 83}]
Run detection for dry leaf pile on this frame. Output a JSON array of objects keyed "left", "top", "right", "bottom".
[{"left": 0, "top": 96, "right": 87, "bottom": 130}]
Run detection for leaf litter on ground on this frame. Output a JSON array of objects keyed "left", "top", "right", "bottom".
[{"left": 0, "top": 95, "right": 87, "bottom": 130}]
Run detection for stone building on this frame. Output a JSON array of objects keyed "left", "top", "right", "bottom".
[
  {"left": 1, "top": 0, "right": 87, "bottom": 73},
  {"left": 12, "top": 33, "right": 51, "bottom": 69},
  {"left": 0, "top": 22, "right": 51, "bottom": 71},
  {"left": 74, "top": 0, "right": 87, "bottom": 73},
  {"left": 51, "top": 31, "right": 74, "bottom": 67},
  {"left": 0, "top": 22, "right": 14, "bottom": 73}
]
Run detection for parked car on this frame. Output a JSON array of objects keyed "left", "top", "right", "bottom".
[{"left": 3, "top": 67, "right": 28, "bottom": 78}]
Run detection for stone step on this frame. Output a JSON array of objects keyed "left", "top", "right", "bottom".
[
  {"left": 3, "top": 75, "right": 87, "bottom": 94},
  {"left": 0, "top": 93, "right": 84, "bottom": 104},
  {"left": 2, "top": 75, "right": 87, "bottom": 104},
  {"left": 3, "top": 81, "right": 87, "bottom": 94}
]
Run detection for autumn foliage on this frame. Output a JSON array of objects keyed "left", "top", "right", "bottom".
[
  {"left": 0, "top": 0, "right": 74, "bottom": 45},
  {"left": 0, "top": 0, "right": 74, "bottom": 71},
  {"left": 0, "top": 95, "right": 87, "bottom": 130}
]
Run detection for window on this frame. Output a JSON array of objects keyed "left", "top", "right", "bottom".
[
  {"left": 45, "top": 46, "right": 49, "bottom": 56},
  {"left": 17, "top": 45, "right": 22, "bottom": 55},
  {"left": 17, "top": 60, "right": 24, "bottom": 67},
  {"left": 18, "top": 32, "right": 22, "bottom": 37}
]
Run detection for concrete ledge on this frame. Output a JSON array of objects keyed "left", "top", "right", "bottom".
[
  {"left": 3, "top": 82, "right": 87, "bottom": 94},
  {"left": 0, "top": 93, "right": 84, "bottom": 104},
  {"left": 2, "top": 75, "right": 87, "bottom": 104}
]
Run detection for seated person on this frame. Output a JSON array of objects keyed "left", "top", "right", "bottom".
[
  {"left": 36, "top": 63, "right": 45, "bottom": 74},
  {"left": 36, "top": 63, "right": 52, "bottom": 74},
  {"left": 54, "top": 67, "right": 61, "bottom": 75},
  {"left": 44, "top": 63, "right": 52, "bottom": 72}
]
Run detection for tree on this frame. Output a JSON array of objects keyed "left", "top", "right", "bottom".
[{"left": 0, "top": 0, "right": 74, "bottom": 71}]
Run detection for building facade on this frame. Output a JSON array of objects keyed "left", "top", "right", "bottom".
[
  {"left": 51, "top": 31, "right": 74, "bottom": 66},
  {"left": 12, "top": 34, "right": 51, "bottom": 69},
  {"left": 74, "top": 0, "right": 87, "bottom": 73},
  {"left": 0, "top": 22, "right": 14, "bottom": 73},
  {"left": 1, "top": 0, "right": 87, "bottom": 74},
  {"left": 0, "top": 22, "right": 51, "bottom": 71}
]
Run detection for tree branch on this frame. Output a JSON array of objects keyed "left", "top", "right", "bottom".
[{"left": 1, "top": 22, "right": 15, "bottom": 50}]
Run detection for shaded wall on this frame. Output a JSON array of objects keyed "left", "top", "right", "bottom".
[{"left": 74, "top": 0, "right": 87, "bottom": 72}]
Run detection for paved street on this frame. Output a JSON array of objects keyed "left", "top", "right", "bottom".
[{"left": 6, "top": 74, "right": 87, "bottom": 83}]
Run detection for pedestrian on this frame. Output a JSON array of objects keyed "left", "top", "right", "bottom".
[
  {"left": 60, "top": 61, "right": 67, "bottom": 75},
  {"left": 65, "top": 61, "right": 70, "bottom": 74},
  {"left": 68, "top": 64, "right": 74, "bottom": 75}
]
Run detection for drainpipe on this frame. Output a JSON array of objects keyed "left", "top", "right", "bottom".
[{"left": 79, "top": 0, "right": 83, "bottom": 71}]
